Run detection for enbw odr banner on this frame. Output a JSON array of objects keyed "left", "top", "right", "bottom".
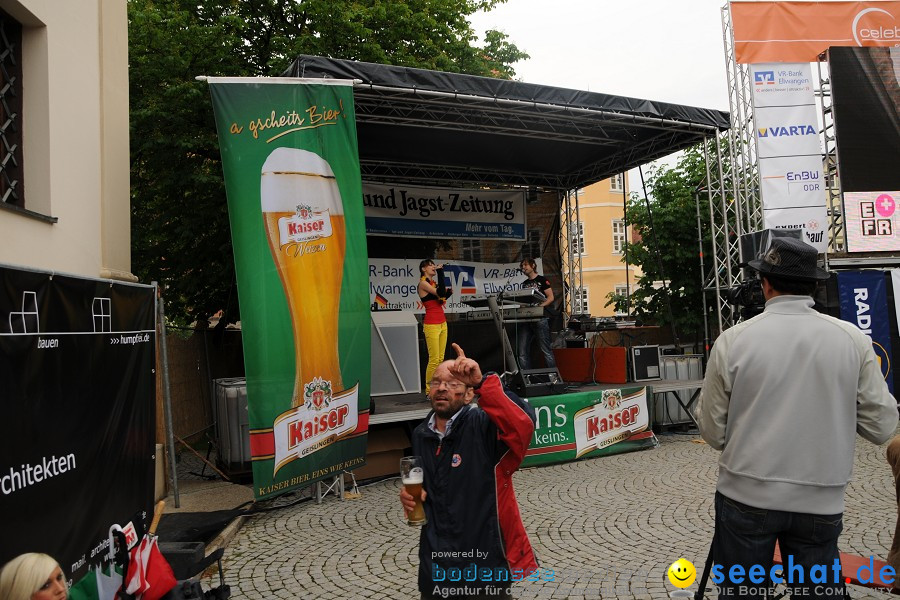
[
  {"left": 522, "top": 387, "right": 658, "bottom": 468},
  {"left": 208, "top": 78, "right": 370, "bottom": 499}
]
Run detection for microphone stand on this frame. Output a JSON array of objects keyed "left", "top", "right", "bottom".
[{"left": 493, "top": 270, "right": 521, "bottom": 387}]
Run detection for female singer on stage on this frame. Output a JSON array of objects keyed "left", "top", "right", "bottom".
[{"left": 418, "top": 259, "right": 452, "bottom": 396}]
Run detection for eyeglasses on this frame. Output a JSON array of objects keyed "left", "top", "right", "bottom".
[{"left": 429, "top": 380, "right": 467, "bottom": 391}]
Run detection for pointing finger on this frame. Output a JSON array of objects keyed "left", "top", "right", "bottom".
[{"left": 451, "top": 343, "right": 466, "bottom": 359}]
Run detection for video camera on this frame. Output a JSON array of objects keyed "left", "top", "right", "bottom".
[{"left": 724, "top": 228, "right": 804, "bottom": 319}]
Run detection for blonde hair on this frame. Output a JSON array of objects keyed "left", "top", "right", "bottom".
[{"left": 0, "top": 553, "right": 65, "bottom": 600}]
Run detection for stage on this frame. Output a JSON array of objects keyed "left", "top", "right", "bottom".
[{"left": 369, "top": 377, "right": 704, "bottom": 429}]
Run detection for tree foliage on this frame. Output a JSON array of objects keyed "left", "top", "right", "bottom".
[
  {"left": 607, "top": 145, "right": 714, "bottom": 348},
  {"left": 128, "top": 0, "right": 529, "bottom": 325}
]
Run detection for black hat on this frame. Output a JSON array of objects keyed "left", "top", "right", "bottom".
[{"left": 748, "top": 237, "right": 829, "bottom": 281}]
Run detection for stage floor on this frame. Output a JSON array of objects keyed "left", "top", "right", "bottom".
[{"left": 369, "top": 378, "right": 704, "bottom": 425}]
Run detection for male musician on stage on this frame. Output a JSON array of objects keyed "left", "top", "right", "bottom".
[
  {"left": 696, "top": 237, "right": 898, "bottom": 599},
  {"left": 517, "top": 257, "right": 557, "bottom": 370}
]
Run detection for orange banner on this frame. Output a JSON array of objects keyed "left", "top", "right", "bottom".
[{"left": 730, "top": 1, "right": 900, "bottom": 63}]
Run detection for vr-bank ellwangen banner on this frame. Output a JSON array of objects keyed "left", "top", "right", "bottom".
[
  {"left": 369, "top": 258, "right": 543, "bottom": 313},
  {"left": 0, "top": 265, "right": 156, "bottom": 585},
  {"left": 363, "top": 182, "right": 526, "bottom": 240},
  {"left": 521, "top": 386, "right": 658, "bottom": 468},
  {"left": 208, "top": 79, "right": 370, "bottom": 500},
  {"left": 838, "top": 270, "right": 894, "bottom": 393}
]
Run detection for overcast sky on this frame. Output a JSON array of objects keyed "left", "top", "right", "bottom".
[
  {"left": 469, "top": 0, "right": 732, "bottom": 177},
  {"left": 469, "top": 0, "right": 732, "bottom": 111}
]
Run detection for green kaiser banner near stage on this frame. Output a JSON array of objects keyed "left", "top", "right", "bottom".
[
  {"left": 209, "top": 78, "right": 370, "bottom": 499},
  {"left": 523, "top": 386, "right": 658, "bottom": 467}
]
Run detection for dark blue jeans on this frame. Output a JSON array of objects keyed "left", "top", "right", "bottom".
[
  {"left": 517, "top": 317, "right": 555, "bottom": 370},
  {"left": 713, "top": 492, "right": 848, "bottom": 600}
]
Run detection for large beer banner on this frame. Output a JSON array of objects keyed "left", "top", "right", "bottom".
[
  {"left": 522, "top": 387, "right": 658, "bottom": 468},
  {"left": 208, "top": 79, "right": 370, "bottom": 499},
  {"left": 0, "top": 265, "right": 156, "bottom": 585}
]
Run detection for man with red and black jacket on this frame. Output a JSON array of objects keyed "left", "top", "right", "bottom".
[{"left": 400, "top": 343, "right": 538, "bottom": 599}]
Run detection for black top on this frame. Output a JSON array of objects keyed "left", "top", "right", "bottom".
[{"left": 282, "top": 55, "right": 730, "bottom": 190}]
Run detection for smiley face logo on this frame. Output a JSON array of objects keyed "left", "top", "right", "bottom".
[{"left": 667, "top": 558, "right": 696, "bottom": 588}]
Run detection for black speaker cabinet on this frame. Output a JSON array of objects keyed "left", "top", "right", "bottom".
[
  {"left": 513, "top": 368, "right": 565, "bottom": 398},
  {"left": 631, "top": 345, "right": 661, "bottom": 381}
]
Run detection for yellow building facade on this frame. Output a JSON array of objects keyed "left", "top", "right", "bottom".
[{"left": 563, "top": 174, "right": 641, "bottom": 317}]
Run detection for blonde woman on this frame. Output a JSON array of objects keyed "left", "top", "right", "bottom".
[{"left": 0, "top": 553, "right": 67, "bottom": 600}]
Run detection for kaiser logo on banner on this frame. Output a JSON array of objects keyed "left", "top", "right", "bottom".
[{"left": 572, "top": 388, "right": 649, "bottom": 458}]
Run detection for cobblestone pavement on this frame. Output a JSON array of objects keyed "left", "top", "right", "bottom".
[{"left": 211, "top": 431, "right": 898, "bottom": 599}]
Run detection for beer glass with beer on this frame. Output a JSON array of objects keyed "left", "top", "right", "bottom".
[
  {"left": 261, "top": 147, "right": 346, "bottom": 408},
  {"left": 401, "top": 456, "right": 427, "bottom": 526}
]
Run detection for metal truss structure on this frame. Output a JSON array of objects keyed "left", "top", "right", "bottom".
[
  {"left": 817, "top": 59, "right": 845, "bottom": 259},
  {"left": 559, "top": 190, "right": 583, "bottom": 317},
  {"left": 712, "top": 5, "right": 852, "bottom": 333},
  {"left": 708, "top": 3, "right": 765, "bottom": 334}
]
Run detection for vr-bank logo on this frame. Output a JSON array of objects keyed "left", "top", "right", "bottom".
[
  {"left": 853, "top": 8, "right": 899, "bottom": 46},
  {"left": 757, "top": 124, "right": 816, "bottom": 138},
  {"left": 444, "top": 265, "right": 477, "bottom": 295},
  {"left": 754, "top": 71, "right": 775, "bottom": 86}
]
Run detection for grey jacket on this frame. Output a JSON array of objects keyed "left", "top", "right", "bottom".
[{"left": 696, "top": 294, "right": 898, "bottom": 514}]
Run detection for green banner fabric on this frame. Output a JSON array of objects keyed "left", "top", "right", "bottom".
[
  {"left": 523, "top": 386, "right": 658, "bottom": 467},
  {"left": 208, "top": 78, "right": 370, "bottom": 499}
]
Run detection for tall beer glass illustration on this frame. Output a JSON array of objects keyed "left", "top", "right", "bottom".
[
  {"left": 262, "top": 147, "right": 346, "bottom": 407},
  {"left": 401, "top": 456, "right": 427, "bottom": 526}
]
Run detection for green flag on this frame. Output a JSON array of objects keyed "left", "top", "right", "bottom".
[{"left": 208, "top": 78, "right": 370, "bottom": 499}]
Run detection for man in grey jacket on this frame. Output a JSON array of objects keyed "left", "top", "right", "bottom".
[{"left": 696, "top": 237, "right": 898, "bottom": 599}]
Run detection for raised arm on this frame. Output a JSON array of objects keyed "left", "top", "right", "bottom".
[{"left": 448, "top": 343, "right": 536, "bottom": 461}]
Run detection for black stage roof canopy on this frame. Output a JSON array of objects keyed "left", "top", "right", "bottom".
[{"left": 284, "top": 55, "right": 730, "bottom": 191}]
